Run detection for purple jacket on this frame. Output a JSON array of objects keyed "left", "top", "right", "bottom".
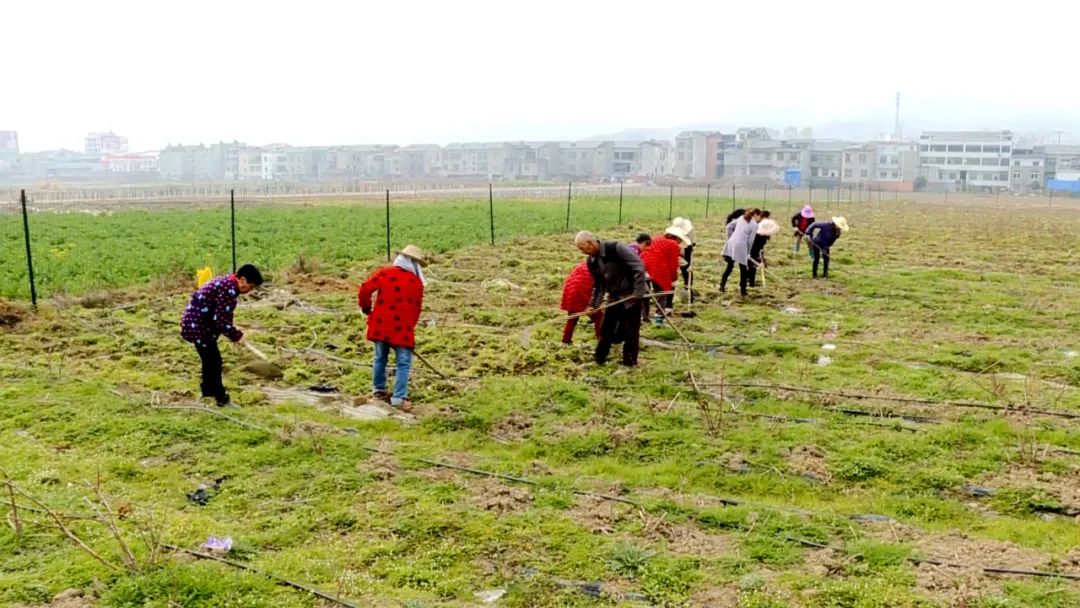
[{"left": 180, "top": 275, "right": 243, "bottom": 345}]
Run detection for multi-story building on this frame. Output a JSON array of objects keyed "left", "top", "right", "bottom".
[
  {"left": 158, "top": 144, "right": 210, "bottom": 180},
  {"left": 0, "top": 131, "right": 18, "bottom": 161},
  {"left": 841, "top": 144, "right": 876, "bottom": 185},
  {"left": 559, "top": 141, "right": 612, "bottom": 179},
  {"left": 1009, "top": 147, "right": 1046, "bottom": 193},
  {"left": 260, "top": 146, "right": 306, "bottom": 182},
  {"left": 674, "top": 131, "right": 728, "bottom": 180},
  {"left": 205, "top": 142, "right": 246, "bottom": 181},
  {"left": 399, "top": 144, "right": 441, "bottom": 178},
  {"left": 237, "top": 147, "right": 264, "bottom": 181},
  {"left": 85, "top": 132, "right": 129, "bottom": 157},
  {"left": 1043, "top": 145, "right": 1080, "bottom": 181},
  {"left": 638, "top": 140, "right": 674, "bottom": 178},
  {"left": 808, "top": 141, "right": 845, "bottom": 186},
  {"left": 918, "top": 131, "right": 1013, "bottom": 191},
  {"left": 873, "top": 141, "right": 919, "bottom": 185},
  {"left": 723, "top": 139, "right": 808, "bottom": 181},
  {"left": 102, "top": 153, "right": 158, "bottom": 173}
]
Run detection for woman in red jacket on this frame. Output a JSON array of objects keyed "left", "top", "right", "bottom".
[
  {"left": 358, "top": 245, "right": 426, "bottom": 412},
  {"left": 640, "top": 225, "right": 690, "bottom": 324},
  {"left": 560, "top": 261, "right": 602, "bottom": 344}
]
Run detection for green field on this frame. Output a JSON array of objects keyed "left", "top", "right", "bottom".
[
  {"left": 3, "top": 197, "right": 1080, "bottom": 607},
  {"left": 1, "top": 195, "right": 760, "bottom": 300}
]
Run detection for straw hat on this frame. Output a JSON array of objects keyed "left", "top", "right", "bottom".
[
  {"left": 832, "top": 217, "right": 849, "bottom": 232},
  {"left": 671, "top": 216, "right": 694, "bottom": 236},
  {"left": 757, "top": 219, "right": 780, "bottom": 236},
  {"left": 801, "top": 205, "right": 815, "bottom": 218},
  {"left": 398, "top": 244, "right": 428, "bottom": 266},
  {"left": 664, "top": 225, "right": 692, "bottom": 247}
]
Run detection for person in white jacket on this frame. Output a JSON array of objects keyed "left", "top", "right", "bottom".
[{"left": 720, "top": 208, "right": 761, "bottom": 296}]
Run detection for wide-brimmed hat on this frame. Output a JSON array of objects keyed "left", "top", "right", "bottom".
[
  {"left": 671, "top": 216, "right": 694, "bottom": 235},
  {"left": 664, "top": 225, "right": 692, "bottom": 247},
  {"left": 398, "top": 244, "right": 428, "bottom": 266},
  {"left": 801, "top": 205, "right": 815, "bottom": 218},
  {"left": 757, "top": 219, "right": 780, "bottom": 236},
  {"left": 832, "top": 216, "right": 849, "bottom": 232}
]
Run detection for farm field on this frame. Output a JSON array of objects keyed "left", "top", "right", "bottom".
[
  {"left": 0, "top": 195, "right": 736, "bottom": 300},
  {"left": 4, "top": 198, "right": 1080, "bottom": 607}
]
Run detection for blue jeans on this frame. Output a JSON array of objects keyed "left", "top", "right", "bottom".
[{"left": 372, "top": 342, "right": 413, "bottom": 405}]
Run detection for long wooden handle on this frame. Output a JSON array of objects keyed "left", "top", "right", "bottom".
[{"left": 243, "top": 341, "right": 269, "bottom": 361}]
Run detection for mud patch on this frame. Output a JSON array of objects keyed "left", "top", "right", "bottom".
[
  {"left": 976, "top": 464, "right": 1080, "bottom": 514},
  {"left": 654, "top": 522, "right": 739, "bottom": 558},
  {"left": 493, "top": 411, "right": 534, "bottom": 441},
  {"left": 913, "top": 533, "right": 1055, "bottom": 606},
  {"left": 568, "top": 495, "right": 631, "bottom": 535},
  {"left": 467, "top": 478, "right": 532, "bottom": 514},
  {"left": 359, "top": 451, "right": 398, "bottom": 481},
  {"left": 787, "top": 445, "right": 831, "bottom": 483},
  {"left": 690, "top": 585, "right": 740, "bottom": 608},
  {"left": 0, "top": 299, "right": 26, "bottom": 327},
  {"left": 30, "top": 589, "right": 93, "bottom": 608}
]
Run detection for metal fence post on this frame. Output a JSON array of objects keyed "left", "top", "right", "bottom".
[
  {"left": 385, "top": 189, "right": 391, "bottom": 261},
  {"left": 488, "top": 182, "right": 495, "bottom": 246},
  {"left": 565, "top": 182, "right": 572, "bottom": 231},
  {"left": 704, "top": 183, "right": 711, "bottom": 218},
  {"left": 763, "top": 184, "right": 769, "bottom": 207},
  {"left": 668, "top": 184, "right": 674, "bottom": 221},
  {"left": 618, "top": 181, "right": 624, "bottom": 224},
  {"left": 230, "top": 189, "right": 237, "bottom": 273},
  {"left": 20, "top": 189, "right": 37, "bottom": 308},
  {"left": 731, "top": 184, "right": 736, "bottom": 212},
  {"left": 787, "top": 185, "right": 792, "bottom": 212}
]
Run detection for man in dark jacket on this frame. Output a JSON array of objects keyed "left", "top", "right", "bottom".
[
  {"left": 576, "top": 231, "right": 648, "bottom": 366},
  {"left": 805, "top": 216, "right": 848, "bottom": 279}
]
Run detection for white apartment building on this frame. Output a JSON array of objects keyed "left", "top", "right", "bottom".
[{"left": 918, "top": 131, "right": 1012, "bottom": 191}]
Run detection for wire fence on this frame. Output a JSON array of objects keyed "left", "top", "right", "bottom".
[{"left": 2, "top": 181, "right": 1076, "bottom": 304}]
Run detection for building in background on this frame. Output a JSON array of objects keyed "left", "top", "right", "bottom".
[
  {"left": 399, "top": 144, "right": 442, "bottom": 178},
  {"left": 158, "top": 144, "right": 210, "bottom": 180},
  {"left": 722, "top": 139, "right": 808, "bottom": 181},
  {"left": 1043, "top": 145, "right": 1080, "bottom": 181},
  {"left": 674, "top": 131, "right": 728, "bottom": 180},
  {"left": 873, "top": 141, "right": 919, "bottom": 187},
  {"left": 1009, "top": 147, "right": 1046, "bottom": 193},
  {"left": 918, "top": 131, "right": 1012, "bottom": 191},
  {"left": 841, "top": 144, "right": 876, "bottom": 185},
  {"left": 102, "top": 153, "right": 158, "bottom": 173},
  {"left": 85, "top": 132, "right": 129, "bottom": 157},
  {"left": 807, "top": 141, "right": 845, "bottom": 186},
  {"left": 0, "top": 131, "right": 18, "bottom": 161},
  {"left": 260, "top": 146, "right": 306, "bottom": 182},
  {"left": 207, "top": 142, "right": 246, "bottom": 181},
  {"left": 638, "top": 140, "right": 674, "bottom": 178}
]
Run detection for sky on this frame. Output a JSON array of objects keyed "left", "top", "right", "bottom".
[{"left": 5, "top": 0, "right": 1080, "bottom": 152}]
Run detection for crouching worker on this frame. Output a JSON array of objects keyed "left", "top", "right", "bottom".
[
  {"left": 180, "top": 264, "right": 264, "bottom": 406},
  {"left": 359, "top": 245, "right": 426, "bottom": 412},
  {"left": 560, "top": 261, "right": 602, "bottom": 345},
  {"left": 576, "top": 231, "right": 648, "bottom": 367}
]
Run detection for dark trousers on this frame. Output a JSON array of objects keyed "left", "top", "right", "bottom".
[
  {"left": 642, "top": 280, "right": 673, "bottom": 320},
  {"left": 595, "top": 300, "right": 642, "bottom": 366},
  {"left": 720, "top": 257, "right": 750, "bottom": 295},
  {"left": 562, "top": 311, "right": 603, "bottom": 344},
  {"left": 680, "top": 244, "right": 694, "bottom": 285},
  {"left": 747, "top": 256, "right": 764, "bottom": 287},
  {"left": 195, "top": 341, "right": 226, "bottom": 400},
  {"left": 720, "top": 256, "right": 735, "bottom": 291},
  {"left": 812, "top": 247, "right": 830, "bottom": 278}
]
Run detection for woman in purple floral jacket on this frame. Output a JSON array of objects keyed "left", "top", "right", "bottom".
[{"left": 180, "top": 264, "right": 263, "bottom": 406}]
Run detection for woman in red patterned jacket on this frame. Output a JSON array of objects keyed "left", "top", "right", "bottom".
[
  {"left": 640, "top": 225, "right": 690, "bottom": 323},
  {"left": 560, "top": 261, "right": 602, "bottom": 344},
  {"left": 358, "top": 245, "right": 426, "bottom": 412}
]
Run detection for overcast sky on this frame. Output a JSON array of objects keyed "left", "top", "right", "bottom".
[{"left": 5, "top": 0, "right": 1079, "bottom": 151}]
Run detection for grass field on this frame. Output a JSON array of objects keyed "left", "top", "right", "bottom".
[
  {"left": 0, "top": 195, "right": 745, "bottom": 300},
  {"left": 3, "top": 197, "right": 1080, "bottom": 607}
]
